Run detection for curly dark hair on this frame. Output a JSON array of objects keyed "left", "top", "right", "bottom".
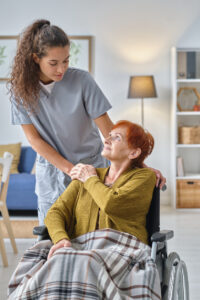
[{"left": 8, "top": 19, "right": 70, "bottom": 111}]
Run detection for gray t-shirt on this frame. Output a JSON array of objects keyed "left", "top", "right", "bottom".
[{"left": 11, "top": 68, "right": 112, "bottom": 164}]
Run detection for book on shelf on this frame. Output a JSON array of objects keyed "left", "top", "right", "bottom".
[
  {"left": 177, "top": 156, "right": 185, "bottom": 177},
  {"left": 177, "top": 52, "right": 187, "bottom": 79},
  {"left": 186, "top": 52, "right": 196, "bottom": 79}
]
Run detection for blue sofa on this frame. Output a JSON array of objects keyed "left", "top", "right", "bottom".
[{"left": 7, "top": 146, "right": 38, "bottom": 211}]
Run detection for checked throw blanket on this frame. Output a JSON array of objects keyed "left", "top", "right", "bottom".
[{"left": 8, "top": 229, "right": 161, "bottom": 299}]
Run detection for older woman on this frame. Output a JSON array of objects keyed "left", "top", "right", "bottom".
[
  {"left": 45, "top": 120, "right": 156, "bottom": 259},
  {"left": 8, "top": 121, "right": 161, "bottom": 300}
]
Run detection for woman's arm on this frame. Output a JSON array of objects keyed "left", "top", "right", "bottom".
[
  {"left": 71, "top": 164, "right": 156, "bottom": 219},
  {"left": 22, "top": 124, "right": 74, "bottom": 175},
  {"left": 94, "top": 113, "right": 113, "bottom": 138},
  {"left": 82, "top": 169, "right": 156, "bottom": 219},
  {"left": 44, "top": 180, "right": 81, "bottom": 244}
]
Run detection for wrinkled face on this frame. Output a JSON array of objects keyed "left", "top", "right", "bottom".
[
  {"left": 33, "top": 46, "right": 70, "bottom": 83},
  {"left": 101, "top": 126, "right": 134, "bottom": 163}
]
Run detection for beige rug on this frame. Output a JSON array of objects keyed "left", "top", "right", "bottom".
[{"left": 0, "top": 219, "right": 39, "bottom": 238}]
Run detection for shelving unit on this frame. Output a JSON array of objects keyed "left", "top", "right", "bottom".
[
  {"left": 176, "top": 144, "right": 200, "bottom": 148},
  {"left": 177, "top": 79, "right": 200, "bottom": 83},
  {"left": 171, "top": 47, "right": 200, "bottom": 208},
  {"left": 176, "top": 111, "right": 200, "bottom": 115}
]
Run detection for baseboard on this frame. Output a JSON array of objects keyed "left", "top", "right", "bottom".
[
  {"left": 160, "top": 194, "right": 171, "bottom": 206},
  {"left": 0, "top": 219, "right": 39, "bottom": 238}
]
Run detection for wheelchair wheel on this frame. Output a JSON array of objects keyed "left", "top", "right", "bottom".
[{"left": 162, "top": 252, "right": 189, "bottom": 300}]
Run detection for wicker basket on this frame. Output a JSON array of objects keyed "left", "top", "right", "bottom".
[
  {"left": 178, "top": 126, "right": 200, "bottom": 144},
  {"left": 177, "top": 180, "right": 200, "bottom": 208}
]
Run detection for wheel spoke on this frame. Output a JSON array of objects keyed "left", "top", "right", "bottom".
[{"left": 162, "top": 252, "right": 189, "bottom": 300}]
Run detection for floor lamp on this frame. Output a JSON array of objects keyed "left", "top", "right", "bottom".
[{"left": 127, "top": 75, "right": 157, "bottom": 127}]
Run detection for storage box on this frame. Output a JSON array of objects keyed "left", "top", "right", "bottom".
[
  {"left": 177, "top": 180, "right": 200, "bottom": 208},
  {"left": 178, "top": 126, "right": 200, "bottom": 144}
]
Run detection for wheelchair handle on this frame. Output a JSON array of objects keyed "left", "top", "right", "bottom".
[{"left": 161, "top": 184, "right": 167, "bottom": 192}]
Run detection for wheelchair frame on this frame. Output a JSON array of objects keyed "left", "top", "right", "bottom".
[
  {"left": 147, "top": 187, "right": 189, "bottom": 300},
  {"left": 33, "top": 187, "right": 190, "bottom": 300}
]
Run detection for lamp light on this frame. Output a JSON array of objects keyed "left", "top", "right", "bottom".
[{"left": 127, "top": 75, "right": 157, "bottom": 127}]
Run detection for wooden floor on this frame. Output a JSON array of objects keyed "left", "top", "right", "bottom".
[
  {"left": 160, "top": 206, "right": 200, "bottom": 300},
  {"left": 0, "top": 218, "right": 38, "bottom": 238},
  {"left": 0, "top": 207, "right": 200, "bottom": 300}
]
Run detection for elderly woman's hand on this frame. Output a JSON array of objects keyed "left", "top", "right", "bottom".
[
  {"left": 70, "top": 163, "right": 97, "bottom": 182},
  {"left": 47, "top": 239, "right": 71, "bottom": 260}
]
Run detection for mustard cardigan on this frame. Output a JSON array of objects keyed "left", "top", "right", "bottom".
[{"left": 45, "top": 167, "right": 156, "bottom": 245}]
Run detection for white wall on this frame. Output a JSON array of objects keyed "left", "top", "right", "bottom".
[{"left": 1, "top": 0, "right": 200, "bottom": 205}]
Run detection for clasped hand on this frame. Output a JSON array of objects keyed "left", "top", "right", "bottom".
[{"left": 70, "top": 163, "right": 97, "bottom": 182}]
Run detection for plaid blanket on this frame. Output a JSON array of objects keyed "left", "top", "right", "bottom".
[{"left": 8, "top": 229, "right": 161, "bottom": 299}]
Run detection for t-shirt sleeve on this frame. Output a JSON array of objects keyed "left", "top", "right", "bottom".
[
  {"left": 82, "top": 72, "right": 112, "bottom": 119},
  {"left": 11, "top": 98, "right": 32, "bottom": 125}
]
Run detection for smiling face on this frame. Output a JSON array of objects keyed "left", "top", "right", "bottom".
[
  {"left": 33, "top": 45, "right": 70, "bottom": 84},
  {"left": 101, "top": 126, "right": 141, "bottom": 164}
]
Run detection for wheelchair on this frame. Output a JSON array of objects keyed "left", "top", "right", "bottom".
[{"left": 33, "top": 187, "right": 190, "bottom": 300}]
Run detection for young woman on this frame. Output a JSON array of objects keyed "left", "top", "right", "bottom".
[
  {"left": 9, "top": 19, "right": 113, "bottom": 225},
  {"left": 9, "top": 19, "right": 165, "bottom": 225},
  {"left": 45, "top": 121, "right": 156, "bottom": 259}
]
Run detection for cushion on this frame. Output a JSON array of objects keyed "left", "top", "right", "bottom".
[
  {"left": 7, "top": 173, "right": 37, "bottom": 210},
  {"left": 18, "top": 146, "right": 37, "bottom": 173},
  {"left": 0, "top": 143, "right": 21, "bottom": 174}
]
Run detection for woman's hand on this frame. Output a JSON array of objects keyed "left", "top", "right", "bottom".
[
  {"left": 150, "top": 167, "right": 166, "bottom": 189},
  {"left": 143, "top": 164, "right": 166, "bottom": 189},
  {"left": 47, "top": 239, "right": 71, "bottom": 260},
  {"left": 70, "top": 163, "right": 97, "bottom": 182}
]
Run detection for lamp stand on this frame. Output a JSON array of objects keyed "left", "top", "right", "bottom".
[{"left": 141, "top": 97, "right": 144, "bottom": 127}]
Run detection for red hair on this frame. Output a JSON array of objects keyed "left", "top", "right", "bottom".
[{"left": 112, "top": 121, "right": 154, "bottom": 167}]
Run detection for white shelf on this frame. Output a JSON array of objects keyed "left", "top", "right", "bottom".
[
  {"left": 176, "top": 144, "right": 200, "bottom": 148},
  {"left": 171, "top": 47, "right": 200, "bottom": 208},
  {"left": 177, "top": 79, "right": 200, "bottom": 83},
  {"left": 176, "top": 175, "right": 200, "bottom": 180},
  {"left": 176, "top": 111, "right": 200, "bottom": 115}
]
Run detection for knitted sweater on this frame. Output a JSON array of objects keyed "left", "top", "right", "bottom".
[{"left": 45, "top": 167, "right": 156, "bottom": 245}]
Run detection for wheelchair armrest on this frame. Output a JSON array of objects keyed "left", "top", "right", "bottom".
[
  {"left": 151, "top": 230, "right": 174, "bottom": 243},
  {"left": 33, "top": 225, "right": 51, "bottom": 240}
]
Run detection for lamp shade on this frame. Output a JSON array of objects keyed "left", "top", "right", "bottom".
[{"left": 128, "top": 75, "right": 157, "bottom": 99}]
